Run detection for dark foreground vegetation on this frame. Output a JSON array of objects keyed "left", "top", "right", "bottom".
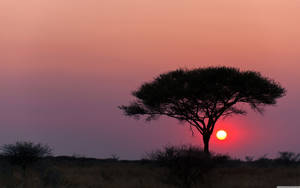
[{"left": 0, "top": 142, "right": 300, "bottom": 188}]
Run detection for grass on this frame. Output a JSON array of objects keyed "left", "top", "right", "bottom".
[{"left": 0, "top": 157, "right": 299, "bottom": 188}]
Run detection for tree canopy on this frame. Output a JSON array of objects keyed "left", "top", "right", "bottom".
[{"left": 120, "top": 67, "right": 286, "bottom": 153}]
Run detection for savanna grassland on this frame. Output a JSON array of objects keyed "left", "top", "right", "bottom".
[{"left": 0, "top": 157, "right": 300, "bottom": 188}]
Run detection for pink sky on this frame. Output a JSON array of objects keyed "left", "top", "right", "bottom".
[{"left": 0, "top": 0, "right": 300, "bottom": 159}]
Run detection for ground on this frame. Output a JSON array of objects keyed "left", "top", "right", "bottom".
[{"left": 0, "top": 157, "right": 299, "bottom": 188}]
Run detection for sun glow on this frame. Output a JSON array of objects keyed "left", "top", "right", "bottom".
[{"left": 216, "top": 130, "right": 227, "bottom": 140}]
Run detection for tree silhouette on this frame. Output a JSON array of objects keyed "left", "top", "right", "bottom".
[{"left": 120, "top": 67, "right": 286, "bottom": 154}]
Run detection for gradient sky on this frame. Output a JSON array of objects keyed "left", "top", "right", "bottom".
[{"left": 0, "top": 0, "right": 300, "bottom": 159}]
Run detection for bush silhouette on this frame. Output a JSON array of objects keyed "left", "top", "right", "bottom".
[
  {"left": 148, "top": 145, "right": 214, "bottom": 188},
  {"left": 274, "top": 152, "right": 300, "bottom": 166},
  {"left": 1, "top": 141, "right": 52, "bottom": 171}
]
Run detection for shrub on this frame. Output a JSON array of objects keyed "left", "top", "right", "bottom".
[
  {"left": 254, "top": 154, "right": 273, "bottom": 167},
  {"left": 245, "top": 156, "right": 254, "bottom": 162},
  {"left": 148, "top": 145, "right": 214, "bottom": 188},
  {"left": 274, "top": 152, "right": 300, "bottom": 166},
  {"left": 0, "top": 141, "right": 52, "bottom": 171}
]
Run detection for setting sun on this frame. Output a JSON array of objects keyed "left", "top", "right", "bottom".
[{"left": 216, "top": 130, "right": 227, "bottom": 140}]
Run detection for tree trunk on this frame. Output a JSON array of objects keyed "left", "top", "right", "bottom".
[{"left": 203, "top": 134, "right": 211, "bottom": 154}]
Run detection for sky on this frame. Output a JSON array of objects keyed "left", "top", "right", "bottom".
[{"left": 0, "top": 0, "right": 300, "bottom": 159}]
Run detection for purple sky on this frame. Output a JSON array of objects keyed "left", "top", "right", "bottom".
[{"left": 0, "top": 0, "right": 300, "bottom": 159}]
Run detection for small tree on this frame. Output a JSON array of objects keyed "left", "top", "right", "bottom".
[
  {"left": 1, "top": 141, "right": 52, "bottom": 172},
  {"left": 120, "top": 67, "right": 286, "bottom": 154}
]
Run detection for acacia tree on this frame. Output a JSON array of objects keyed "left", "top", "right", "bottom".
[{"left": 120, "top": 67, "right": 286, "bottom": 154}]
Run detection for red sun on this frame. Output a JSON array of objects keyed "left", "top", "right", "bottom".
[{"left": 216, "top": 130, "right": 227, "bottom": 140}]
